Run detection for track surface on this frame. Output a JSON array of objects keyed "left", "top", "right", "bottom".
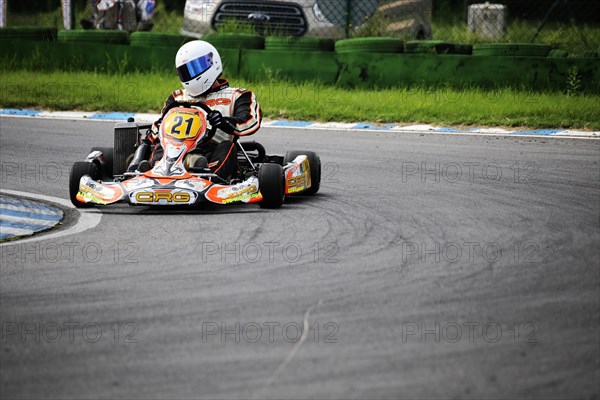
[{"left": 1, "top": 117, "right": 599, "bottom": 399}]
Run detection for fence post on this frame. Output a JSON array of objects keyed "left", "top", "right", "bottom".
[
  {"left": 62, "top": 0, "right": 75, "bottom": 30},
  {"left": 345, "top": 0, "right": 351, "bottom": 38},
  {"left": 0, "top": 0, "right": 6, "bottom": 28}
]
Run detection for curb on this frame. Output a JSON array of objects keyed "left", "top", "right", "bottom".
[
  {"left": 1, "top": 109, "right": 598, "bottom": 139},
  {"left": 0, "top": 194, "right": 64, "bottom": 241}
]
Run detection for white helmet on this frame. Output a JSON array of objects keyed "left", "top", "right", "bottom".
[{"left": 175, "top": 40, "right": 223, "bottom": 97}]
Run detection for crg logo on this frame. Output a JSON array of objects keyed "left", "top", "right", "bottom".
[{"left": 134, "top": 192, "right": 192, "bottom": 203}]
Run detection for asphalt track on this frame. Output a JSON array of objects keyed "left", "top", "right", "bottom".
[{"left": 1, "top": 116, "right": 599, "bottom": 399}]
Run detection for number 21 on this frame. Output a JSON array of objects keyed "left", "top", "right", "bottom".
[{"left": 171, "top": 116, "right": 194, "bottom": 137}]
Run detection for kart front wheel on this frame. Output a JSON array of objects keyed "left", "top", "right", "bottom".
[
  {"left": 90, "top": 146, "right": 114, "bottom": 180},
  {"left": 284, "top": 150, "right": 321, "bottom": 195},
  {"left": 69, "top": 161, "right": 99, "bottom": 208},
  {"left": 259, "top": 163, "right": 285, "bottom": 209}
]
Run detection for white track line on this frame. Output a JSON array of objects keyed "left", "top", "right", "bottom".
[{"left": 0, "top": 190, "right": 102, "bottom": 246}]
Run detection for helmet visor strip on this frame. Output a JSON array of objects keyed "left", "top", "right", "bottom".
[{"left": 177, "top": 52, "right": 214, "bottom": 82}]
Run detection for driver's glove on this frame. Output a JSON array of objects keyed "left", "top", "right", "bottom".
[
  {"left": 144, "top": 122, "right": 160, "bottom": 145},
  {"left": 207, "top": 110, "right": 235, "bottom": 135}
]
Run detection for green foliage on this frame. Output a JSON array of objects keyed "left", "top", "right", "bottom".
[
  {"left": 566, "top": 66, "right": 582, "bottom": 96},
  {"left": 215, "top": 19, "right": 256, "bottom": 35},
  {"left": 350, "top": 13, "right": 390, "bottom": 38}
]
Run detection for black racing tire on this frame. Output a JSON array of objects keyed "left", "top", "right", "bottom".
[
  {"left": 259, "top": 163, "right": 285, "bottom": 209},
  {"left": 265, "top": 37, "right": 335, "bottom": 52},
  {"left": 405, "top": 40, "right": 459, "bottom": 54},
  {"left": 284, "top": 150, "right": 321, "bottom": 196},
  {"left": 202, "top": 33, "right": 264, "bottom": 50},
  {"left": 472, "top": 43, "right": 551, "bottom": 57},
  {"left": 0, "top": 27, "right": 57, "bottom": 41},
  {"left": 90, "top": 147, "right": 114, "bottom": 180},
  {"left": 335, "top": 37, "right": 404, "bottom": 54},
  {"left": 130, "top": 32, "right": 191, "bottom": 48},
  {"left": 69, "top": 161, "right": 99, "bottom": 208},
  {"left": 58, "top": 30, "right": 129, "bottom": 45}
]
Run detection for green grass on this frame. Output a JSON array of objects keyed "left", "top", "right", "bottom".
[{"left": 1, "top": 70, "right": 598, "bottom": 130}]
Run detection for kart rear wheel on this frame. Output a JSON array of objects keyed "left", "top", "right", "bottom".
[
  {"left": 259, "top": 164, "right": 285, "bottom": 209},
  {"left": 284, "top": 150, "right": 321, "bottom": 196},
  {"left": 90, "top": 147, "right": 114, "bottom": 180},
  {"left": 69, "top": 161, "right": 99, "bottom": 208}
]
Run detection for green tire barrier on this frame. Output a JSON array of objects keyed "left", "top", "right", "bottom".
[
  {"left": 0, "top": 27, "right": 57, "bottom": 41},
  {"left": 336, "top": 50, "right": 599, "bottom": 91},
  {"left": 265, "top": 37, "right": 335, "bottom": 52},
  {"left": 567, "top": 50, "right": 598, "bottom": 58},
  {"left": 130, "top": 32, "right": 191, "bottom": 48},
  {"left": 202, "top": 33, "right": 264, "bottom": 50},
  {"left": 473, "top": 43, "right": 551, "bottom": 57},
  {"left": 548, "top": 49, "right": 569, "bottom": 58},
  {"left": 241, "top": 49, "right": 337, "bottom": 82},
  {"left": 1, "top": 39, "right": 598, "bottom": 92},
  {"left": 453, "top": 44, "right": 473, "bottom": 55},
  {"left": 58, "top": 30, "right": 129, "bottom": 45},
  {"left": 335, "top": 37, "right": 404, "bottom": 54},
  {"left": 405, "top": 40, "right": 470, "bottom": 55}
]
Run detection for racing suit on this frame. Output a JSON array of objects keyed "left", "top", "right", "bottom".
[{"left": 148, "top": 78, "right": 262, "bottom": 179}]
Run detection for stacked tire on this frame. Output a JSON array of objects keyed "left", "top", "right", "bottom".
[
  {"left": 265, "top": 37, "right": 334, "bottom": 52},
  {"left": 548, "top": 49, "right": 569, "bottom": 58},
  {"left": 202, "top": 33, "right": 264, "bottom": 50},
  {"left": 335, "top": 37, "right": 404, "bottom": 54},
  {"left": 405, "top": 40, "right": 472, "bottom": 55},
  {"left": 58, "top": 30, "right": 129, "bottom": 45},
  {"left": 0, "top": 27, "right": 57, "bottom": 41},
  {"left": 472, "top": 43, "right": 551, "bottom": 57},
  {"left": 130, "top": 32, "right": 191, "bottom": 48}
]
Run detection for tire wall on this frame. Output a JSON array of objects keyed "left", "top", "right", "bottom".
[{"left": 1, "top": 35, "right": 599, "bottom": 92}]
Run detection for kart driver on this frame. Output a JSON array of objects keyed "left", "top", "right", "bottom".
[{"left": 128, "top": 40, "right": 262, "bottom": 179}]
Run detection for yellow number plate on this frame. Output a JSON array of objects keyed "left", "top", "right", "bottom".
[{"left": 163, "top": 111, "right": 204, "bottom": 140}]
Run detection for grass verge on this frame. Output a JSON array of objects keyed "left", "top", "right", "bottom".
[{"left": 1, "top": 70, "right": 598, "bottom": 130}]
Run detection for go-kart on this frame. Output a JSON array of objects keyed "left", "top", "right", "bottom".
[{"left": 69, "top": 102, "right": 321, "bottom": 209}]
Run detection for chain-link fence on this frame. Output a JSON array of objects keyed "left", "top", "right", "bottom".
[{"left": 3, "top": 0, "right": 599, "bottom": 53}]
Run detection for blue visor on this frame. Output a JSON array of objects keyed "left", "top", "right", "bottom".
[{"left": 177, "top": 52, "right": 214, "bottom": 82}]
